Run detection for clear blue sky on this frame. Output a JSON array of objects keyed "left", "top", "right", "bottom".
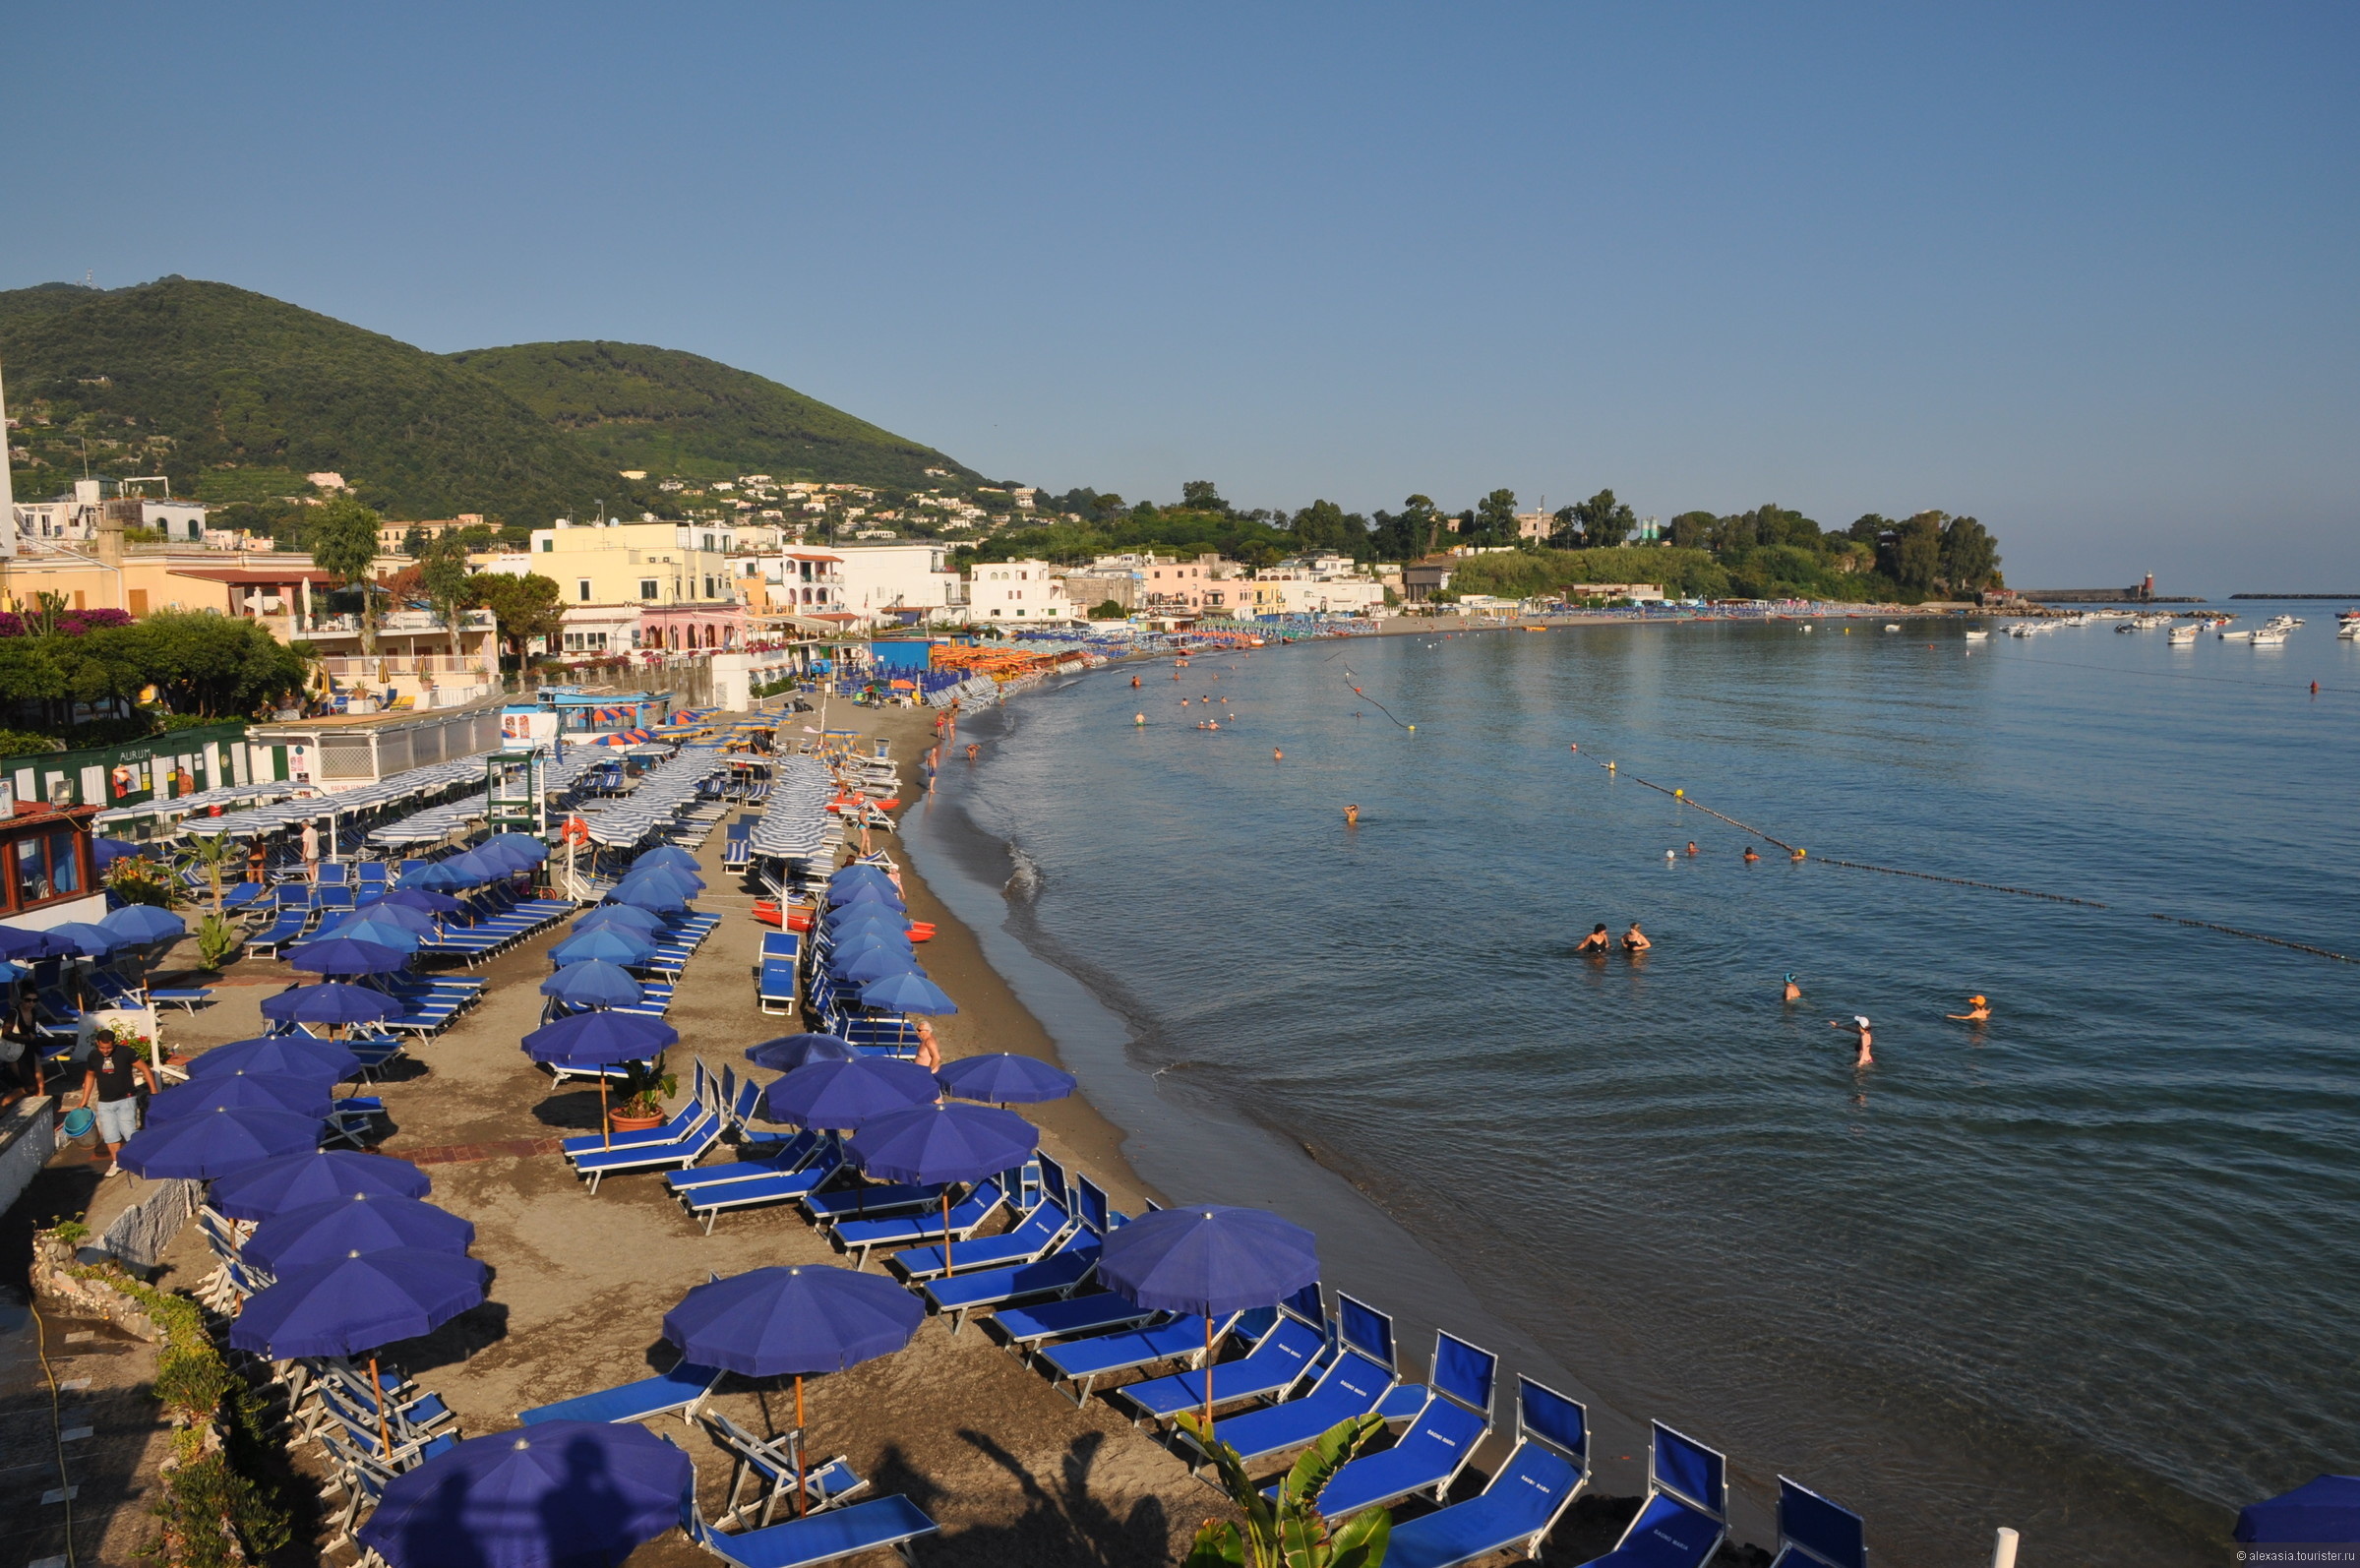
[{"left": 7, "top": 3, "right": 2354, "bottom": 592}]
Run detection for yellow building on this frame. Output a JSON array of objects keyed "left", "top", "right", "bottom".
[{"left": 521, "top": 520, "right": 746, "bottom": 655}]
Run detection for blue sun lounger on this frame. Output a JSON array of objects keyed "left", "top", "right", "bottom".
[
  {"left": 1113, "top": 1284, "right": 1327, "bottom": 1425},
  {"left": 665, "top": 1131, "right": 823, "bottom": 1197},
  {"left": 1181, "top": 1292, "right": 1403, "bottom": 1471},
  {"left": 804, "top": 1179, "right": 946, "bottom": 1225},
  {"left": 1767, "top": 1477, "right": 1867, "bottom": 1568},
  {"left": 1291, "top": 1331, "right": 1498, "bottom": 1516},
  {"left": 986, "top": 1289, "right": 1160, "bottom": 1358},
  {"left": 1380, "top": 1376, "right": 1595, "bottom": 1568},
  {"left": 834, "top": 1176, "right": 1012, "bottom": 1268},
  {"left": 1566, "top": 1420, "right": 1725, "bottom": 1568},
  {"left": 681, "top": 1145, "right": 848, "bottom": 1234},
  {"left": 517, "top": 1360, "right": 723, "bottom": 1426},
  {"left": 571, "top": 1105, "right": 721, "bottom": 1193},
  {"left": 888, "top": 1192, "right": 1073, "bottom": 1282},
  {"left": 924, "top": 1233, "right": 1102, "bottom": 1333},
  {"left": 1039, "top": 1309, "right": 1243, "bottom": 1407},
  {"left": 685, "top": 1494, "right": 938, "bottom": 1568}
]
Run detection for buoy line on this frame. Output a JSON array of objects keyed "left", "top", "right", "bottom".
[{"left": 1606, "top": 767, "right": 2360, "bottom": 963}]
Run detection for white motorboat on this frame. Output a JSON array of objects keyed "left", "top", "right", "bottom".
[
  {"left": 2218, "top": 628, "right": 2252, "bottom": 641},
  {"left": 2168, "top": 624, "right": 2199, "bottom": 645},
  {"left": 1884, "top": 624, "right": 1901, "bottom": 633},
  {"left": 2251, "top": 628, "right": 2288, "bottom": 646},
  {"left": 1964, "top": 629, "right": 1989, "bottom": 641}
]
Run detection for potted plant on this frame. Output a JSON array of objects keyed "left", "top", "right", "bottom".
[{"left": 608, "top": 1055, "right": 675, "bottom": 1133}]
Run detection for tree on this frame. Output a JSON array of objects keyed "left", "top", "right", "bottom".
[
  {"left": 1089, "top": 492, "right": 1127, "bottom": 521},
  {"left": 1369, "top": 495, "right": 1442, "bottom": 561},
  {"left": 1568, "top": 489, "right": 1637, "bottom": 550},
  {"left": 1467, "top": 488, "right": 1519, "bottom": 545},
  {"left": 1667, "top": 511, "right": 1717, "bottom": 550},
  {"left": 400, "top": 524, "right": 429, "bottom": 557},
  {"left": 1177, "top": 1412, "right": 1389, "bottom": 1568},
  {"left": 418, "top": 532, "right": 475, "bottom": 655},
  {"left": 1880, "top": 512, "right": 1945, "bottom": 594},
  {"left": 1180, "top": 480, "right": 1230, "bottom": 513},
  {"left": 1290, "top": 500, "right": 1359, "bottom": 555},
  {"left": 306, "top": 496, "right": 387, "bottom": 654},
  {"left": 467, "top": 573, "right": 568, "bottom": 665},
  {"left": 1939, "top": 514, "right": 2002, "bottom": 592},
  {"left": 1088, "top": 599, "right": 1126, "bottom": 620}
]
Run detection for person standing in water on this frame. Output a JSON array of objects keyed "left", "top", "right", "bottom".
[
  {"left": 1344, "top": 804, "right": 1360, "bottom": 826},
  {"left": 1783, "top": 973, "right": 1802, "bottom": 1002},
  {"left": 1832, "top": 1016, "right": 1873, "bottom": 1068},
  {"left": 1947, "top": 995, "right": 1991, "bottom": 1022},
  {"left": 1622, "top": 923, "right": 1651, "bottom": 952},
  {"left": 1576, "top": 924, "right": 1612, "bottom": 953},
  {"left": 1742, "top": 846, "right": 1761, "bottom": 863}
]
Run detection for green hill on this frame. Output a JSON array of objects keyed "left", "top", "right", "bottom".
[
  {"left": 0, "top": 277, "right": 982, "bottom": 527},
  {"left": 445, "top": 339, "right": 978, "bottom": 491},
  {"left": 0, "top": 277, "right": 633, "bottom": 523}
]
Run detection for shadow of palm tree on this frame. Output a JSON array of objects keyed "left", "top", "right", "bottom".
[{"left": 873, "top": 1427, "right": 1171, "bottom": 1568}]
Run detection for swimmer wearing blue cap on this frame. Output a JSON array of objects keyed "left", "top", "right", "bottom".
[{"left": 1783, "top": 974, "right": 1802, "bottom": 1002}]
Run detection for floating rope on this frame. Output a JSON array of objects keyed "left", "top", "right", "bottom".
[
  {"left": 1340, "top": 668, "right": 1414, "bottom": 730},
  {"left": 1607, "top": 768, "right": 2360, "bottom": 962}
]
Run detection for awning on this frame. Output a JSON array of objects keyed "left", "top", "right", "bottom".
[{"left": 168, "top": 568, "right": 342, "bottom": 586}]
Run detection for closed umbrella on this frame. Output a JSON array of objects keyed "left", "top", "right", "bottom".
[
  {"left": 848, "top": 1101, "right": 1040, "bottom": 1276},
  {"left": 661, "top": 1265, "right": 922, "bottom": 1518},
  {"left": 744, "top": 1033, "right": 858, "bottom": 1071},
  {"left": 287, "top": 936, "right": 409, "bottom": 976},
  {"left": 99, "top": 904, "right": 185, "bottom": 945},
  {"left": 188, "top": 1035, "right": 362, "bottom": 1083},
  {"left": 261, "top": 982, "right": 402, "bottom": 1026},
  {"left": 549, "top": 928, "right": 656, "bottom": 968},
  {"left": 115, "top": 1105, "right": 321, "bottom": 1179},
  {"left": 1095, "top": 1204, "right": 1319, "bottom": 1438},
  {"left": 539, "top": 960, "right": 641, "bottom": 1009},
  {"left": 936, "top": 1054, "right": 1077, "bottom": 1105},
  {"left": 209, "top": 1150, "right": 430, "bottom": 1222},
  {"left": 859, "top": 971, "right": 957, "bottom": 1015},
  {"left": 761, "top": 1057, "right": 938, "bottom": 1130},
  {"left": 244, "top": 1192, "right": 474, "bottom": 1274},
  {"left": 148, "top": 1071, "right": 334, "bottom": 1125},
  {"left": 229, "top": 1247, "right": 489, "bottom": 1457},
  {"left": 357, "top": 1420, "right": 693, "bottom": 1568}
]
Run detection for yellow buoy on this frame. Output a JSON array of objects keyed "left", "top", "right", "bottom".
[{"left": 1673, "top": 788, "right": 1684, "bottom": 798}]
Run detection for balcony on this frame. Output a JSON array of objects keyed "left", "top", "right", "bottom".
[{"left": 316, "top": 655, "right": 497, "bottom": 680}]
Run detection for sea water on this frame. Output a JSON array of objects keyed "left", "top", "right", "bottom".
[{"left": 914, "top": 609, "right": 2359, "bottom": 1566}]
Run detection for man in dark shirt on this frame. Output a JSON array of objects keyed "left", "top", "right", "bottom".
[{"left": 79, "top": 1031, "right": 157, "bottom": 1176}]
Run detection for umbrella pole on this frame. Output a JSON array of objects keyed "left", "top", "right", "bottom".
[
  {"left": 941, "top": 1188, "right": 953, "bottom": 1278},
  {"left": 794, "top": 1374, "right": 808, "bottom": 1519},
  {"left": 371, "top": 1354, "right": 392, "bottom": 1460},
  {"left": 599, "top": 1075, "right": 610, "bottom": 1151},
  {"left": 1202, "top": 1314, "right": 1215, "bottom": 1445}
]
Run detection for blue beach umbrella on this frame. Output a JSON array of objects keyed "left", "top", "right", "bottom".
[
  {"left": 99, "top": 904, "right": 186, "bottom": 945},
  {"left": 761, "top": 1056, "right": 938, "bottom": 1130},
  {"left": 92, "top": 837, "right": 152, "bottom": 869},
  {"left": 287, "top": 936, "right": 409, "bottom": 976},
  {"left": 548, "top": 928, "right": 656, "bottom": 968},
  {"left": 0, "top": 925, "right": 76, "bottom": 960},
  {"left": 660, "top": 1263, "right": 922, "bottom": 1514},
  {"left": 147, "top": 1071, "right": 334, "bottom": 1124},
  {"left": 1095, "top": 1203, "right": 1320, "bottom": 1436},
  {"left": 826, "top": 883, "right": 901, "bottom": 914},
  {"left": 406, "top": 861, "right": 482, "bottom": 891},
  {"left": 848, "top": 1101, "right": 1041, "bottom": 1276},
  {"left": 115, "top": 1105, "right": 322, "bottom": 1179},
  {"left": 479, "top": 831, "right": 549, "bottom": 866},
  {"left": 228, "top": 1247, "right": 489, "bottom": 1456},
  {"left": 188, "top": 1035, "right": 362, "bottom": 1082},
  {"left": 829, "top": 863, "right": 895, "bottom": 889},
  {"left": 832, "top": 946, "right": 916, "bottom": 985},
  {"left": 521, "top": 1010, "right": 677, "bottom": 1065},
  {"left": 575, "top": 904, "right": 664, "bottom": 935},
  {"left": 609, "top": 880, "right": 688, "bottom": 914},
  {"left": 209, "top": 1150, "right": 430, "bottom": 1222},
  {"left": 2238, "top": 1477, "right": 2360, "bottom": 1546},
  {"left": 316, "top": 916, "right": 424, "bottom": 953},
  {"left": 262, "top": 982, "right": 402, "bottom": 1026},
  {"left": 357, "top": 1420, "right": 694, "bottom": 1568},
  {"left": 744, "top": 1033, "right": 859, "bottom": 1071},
  {"left": 378, "top": 886, "right": 461, "bottom": 915},
  {"left": 634, "top": 846, "right": 700, "bottom": 873},
  {"left": 44, "top": 922, "right": 128, "bottom": 958},
  {"left": 243, "top": 1192, "right": 474, "bottom": 1274},
  {"left": 936, "top": 1054, "right": 1077, "bottom": 1106},
  {"left": 617, "top": 866, "right": 702, "bottom": 898},
  {"left": 539, "top": 960, "right": 642, "bottom": 1009},
  {"left": 347, "top": 900, "right": 440, "bottom": 936},
  {"left": 858, "top": 971, "right": 957, "bottom": 1015}
]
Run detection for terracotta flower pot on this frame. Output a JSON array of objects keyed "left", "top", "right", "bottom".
[{"left": 608, "top": 1110, "right": 665, "bottom": 1133}]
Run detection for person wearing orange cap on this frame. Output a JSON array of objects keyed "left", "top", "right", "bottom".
[{"left": 1948, "top": 995, "right": 1992, "bottom": 1022}]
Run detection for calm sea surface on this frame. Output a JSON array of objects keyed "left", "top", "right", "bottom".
[{"left": 927, "top": 608, "right": 2360, "bottom": 1566}]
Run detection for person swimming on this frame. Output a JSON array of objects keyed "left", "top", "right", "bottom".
[
  {"left": 1622, "top": 923, "right": 1651, "bottom": 952},
  {"left": 1783, "top": 973, "right": 1802, "bottom": 1002},
  {"left": 1686, "top": 841, "right": 1699, "bottom": 856},
  {"left": 1947, "top": 995, "right": 1991, "bottom": 1022},
  {"left": 1575, "top": 924, "right": 1612, "bottom": 953},
  {"left": 1832, "top": 1015, "right": 1873, "bottom": 1068},
  {"left": 1742, "top": 846, "right": 1761, "bottom": 863}
]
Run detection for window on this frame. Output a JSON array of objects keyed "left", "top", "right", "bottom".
[
  {"left": 702, "top": 535, "right": 715, "bottom": 551},
  {"left": 541, "top": 538, "right": 555, "bottom": 552},
  {"left": 576, "top": 579, "right": 592, "bottom": 602},
  {"left": 12, "top": 829, "right": 82, "bottom": 909},
  {"left": 639, "top": 579, "right": 659, "bottom": 600}
]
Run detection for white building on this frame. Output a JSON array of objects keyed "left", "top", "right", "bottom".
[
  {"left": 751, "top": 542, "right": 961, "bottom": 628},
  {"left": 12, "top": 480, "right": 210, "bottom": 547},
  {"left": 966, "top": 559, "right": 1073, "bottom": 624}
]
